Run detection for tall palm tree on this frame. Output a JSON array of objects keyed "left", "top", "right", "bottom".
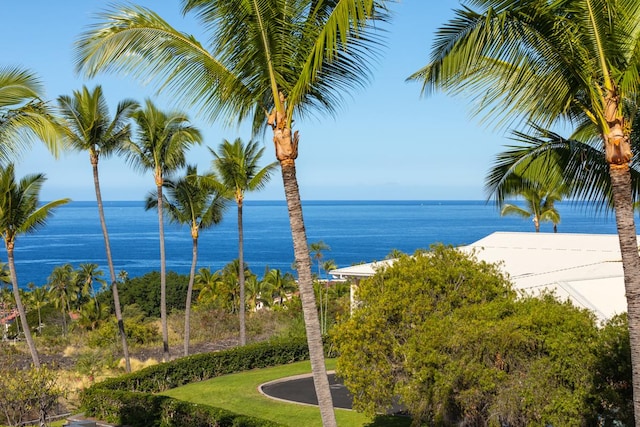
[
  {"left": 211, "top": 138, "right": 277, "bottom": 346},
  {"left": 409, "top": 0, "right": 640, "bottom": 417},
  {"left": 128, "top": 99, "right": 201, "bottom": 362},
  {"left": 47, "top": 263, "right": 77, "bottom": 336},
  {"left": 0, "top": 66, "right": 62, "bottom": 162},
  {"left": 75, "top": 3, "right": 391, "bottom": 423},
  {"left": 310, "top": 241, "right": 330, "bottom": 333},
  {"left": 57, "top": 85, "right": 137, "bottom": 372},
  {"left": 28, "top": 285, "right": 48, "bottom": 335},
  {"left": 146, "top": 164, "right": 227, "bottom": 356},
  {"left": 0, "top": 164, "right": 69, "bottom": 367},
  {"left": 76, "top": 263, "right": 107, "bottom": 301}
]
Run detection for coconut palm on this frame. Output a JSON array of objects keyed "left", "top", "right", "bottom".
[
  {"left": 76, "top": 263, "right": 107, "bottom": 301},
  {"left": 47, "top": 263, "right": 77, "bottom": 336},
  {"left": 128, "top": 99, "right": 202, "bottom": 362},
  {"left": 146, "top": 164, "right": 227, "bottom": 356},
  {"left": 0, "top": 164, "right": 69, "bottom": 367},
  {"left": 219, "top": 259, "right": 251, "bottom": 316},
  {"left": 57, "top": 85, "right": 137, "bottom": 371},
  {"left": 28, "top": 285, "right": 48, "bottom": 335},
  {"left": 264, "top": 268, "right": 297, "bottom": 306},
  {"left": 497, "top": 175, "right": 566, "bottom": 233},
  {"left": 0, "top": 66, "right": 62, "bottom": 162},
  {"left": 245, "top": 274, "right": 270, "bottom": 312},
  {"left": 211, "top": 138, "right": 277, "bottom": 346},
  {"left": 75, "top": 2, "right": 391, "bottom": 422},
  {"left": 195, "top": 267, "right": 224, "bottom": 307},
  {"left": 310, "top": 241, "right": 330, "bottom": 333},
  {"left": 409, "top": 1, "right": 640, "bottom": 416}
]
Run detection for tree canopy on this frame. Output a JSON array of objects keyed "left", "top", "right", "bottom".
[{"left": 333, "top": 245, "right": 624, "bottom": 426}]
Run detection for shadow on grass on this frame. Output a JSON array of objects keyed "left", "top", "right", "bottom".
[{"left": 365, "top": 414, "right": 412, "bottom": 426}]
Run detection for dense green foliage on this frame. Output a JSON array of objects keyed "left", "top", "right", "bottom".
[
  {"left": 98, "top": 271, "right": 192, "bottom": 318},
  {"left": 334, "top": 245, "right": 630, "bottom": 426},
  {"left": 80, "top": 337, "right": 327, "bottom": 426}
]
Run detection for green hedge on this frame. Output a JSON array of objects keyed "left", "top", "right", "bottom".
[
  {"left": 80, "top": 337, "right": 333, "bottom": 426},
  {"left": 80, "top": 389, "right": 280, "bottom": 427}
]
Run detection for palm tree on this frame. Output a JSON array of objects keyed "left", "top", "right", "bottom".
[
  {"left": 263, "top": 268, "right": 296, "bottom": 306},
  {"left": 47, "top": 263, "right": 77, "bottom": 336},
  {"left": 128, "top": 99, "right": 202, "bottom": 362},
  {"left": 219, "top": 259, "right": 251, "bottom": 316},
  {"left": 57, "top": 85, "right": 137, "bottom": 371},
  {"left": 28, "top": 285, "right": 48, "bottom": 335},
  {"left": 245, "top": 274, "right": 270, "bottom": 312},
  {"left": 310, "top": 241, "right": 330, "bottom": 333},
  {"left": 211, "top": 138, "right": 277, "bottom": 346},
  {"left": 146, "top": 164, "right": 227, "bottom": 356},
  {"left": 497, "top": 175, "right": 566, "bottom": 233},
  {"left": 0, "top": 164, "right": 69, "bottom": 367},
  {"left": 0, "top": 66, "right": 62, "bottom": 162},
  {"left": 76, "top": 263, "right": 107, "bottom": 301},
  {"left": 409, "top": 1, "right": 640, "bottom": 417},
  {"left": 195, "top": 267, "right": 224, "bottom": 308},
  {"left": 75, "top": 3, "right": 391, "bottom": 423}
]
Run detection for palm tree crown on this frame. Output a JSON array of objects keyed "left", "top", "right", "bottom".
[
  {"left": 75, "top": 3, "right": 392, "bottom": 424},
  {"left": 409, "top": 0, "right": 640, "bottom": 420},
  {"left": 0, "top": 66, "right": 62, "bottom": 161}
]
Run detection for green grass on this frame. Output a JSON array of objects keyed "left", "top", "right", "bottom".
[{"left": 161, "top": 359, "right": 410, "bottom": 427}]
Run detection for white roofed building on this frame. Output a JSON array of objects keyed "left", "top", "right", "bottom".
[{"left": 329, "top": 231, "right": 632, "bottom": 321}]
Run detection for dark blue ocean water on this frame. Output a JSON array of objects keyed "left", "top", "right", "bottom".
[{"left": 0, "top": 200, "right": 622, "bottom": 288}]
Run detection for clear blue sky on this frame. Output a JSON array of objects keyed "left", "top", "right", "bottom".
[{"left": 3, "top": 1, "right": 508, "bottom": 201}]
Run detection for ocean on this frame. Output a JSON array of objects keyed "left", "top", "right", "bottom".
[{"left": 0, "top": 200, "right": 622, "bottom": 288}]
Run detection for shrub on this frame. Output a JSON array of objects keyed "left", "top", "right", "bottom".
[{"left": 79, "top": 337, "right": 329, "bottom": 426}]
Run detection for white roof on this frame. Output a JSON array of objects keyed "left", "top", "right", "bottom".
[{"left": 329, "top": 231, "right": 632, "bottom": 321}]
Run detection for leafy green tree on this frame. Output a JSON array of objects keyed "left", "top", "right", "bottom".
[
  {"left": 0, "top": 165, "right": 69, "bottom": 367},
  {"left": 102, "top": 271, "right": 191, "bottom": 319},
  {"left": 0, "top": 66, "right": 62, "bottom": 162},
  {"left": 0, "top": 363, "right": 65, "bottom": 427},
  {"left": 410, "top": 2, "right": 640, "bottom": 416},
  {"left": 57, "top": 85, "right": 137, "bottom": 371},
  {"left": 75, "top": 2, "right": 391, "bottom": 422},
  {"left": 211, "top": 138, "right": 277, "bottom": 346},
  {"left": 334, "top": 245, "right": 601, "bottom": 425},
  {"left": 128, "top": 99, "right": 202, "bottom": 362},
  {"left": 589, "top": 314, "right": 634, "bottom": 425},
  {"left": 146, "top": 164, "right": 227, "bottom": 356}
]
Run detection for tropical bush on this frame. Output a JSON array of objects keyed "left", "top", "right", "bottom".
[
  {"left": 0, "top": 363, "right": 66, "bottom": 427},
  {"left": 333, "top": 245, "right": 631, "bottom": 426}
]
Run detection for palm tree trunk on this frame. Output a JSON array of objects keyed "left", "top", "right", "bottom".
[
  {"left": 91, "top": 157, "right": 131, "bottom": 372},
  {"left": 280, "top": 161, "right": 337, "bottom": 427},
  {"left": 6, "top": 246, "right": 39, "bottom": 368},
  {"left": 238, "top": 201, "right": 246, "bottom": 346},
  {"left": 185, "top": 235, "right": 198, "bottom": 357},
  {"left": 157, "top": 182, "right": 170, "bottom": 362},
  {"left": 609, "top": 164, "right": 640, "bottom": 421}
]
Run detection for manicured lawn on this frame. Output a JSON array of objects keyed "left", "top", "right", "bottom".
[{"left": 161, "top": 359, "right": 410, "bottom": 427}]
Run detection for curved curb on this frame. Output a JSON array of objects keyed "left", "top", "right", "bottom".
[{"left": 258, "top": 370, "right": 354, "bottom": 410}]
